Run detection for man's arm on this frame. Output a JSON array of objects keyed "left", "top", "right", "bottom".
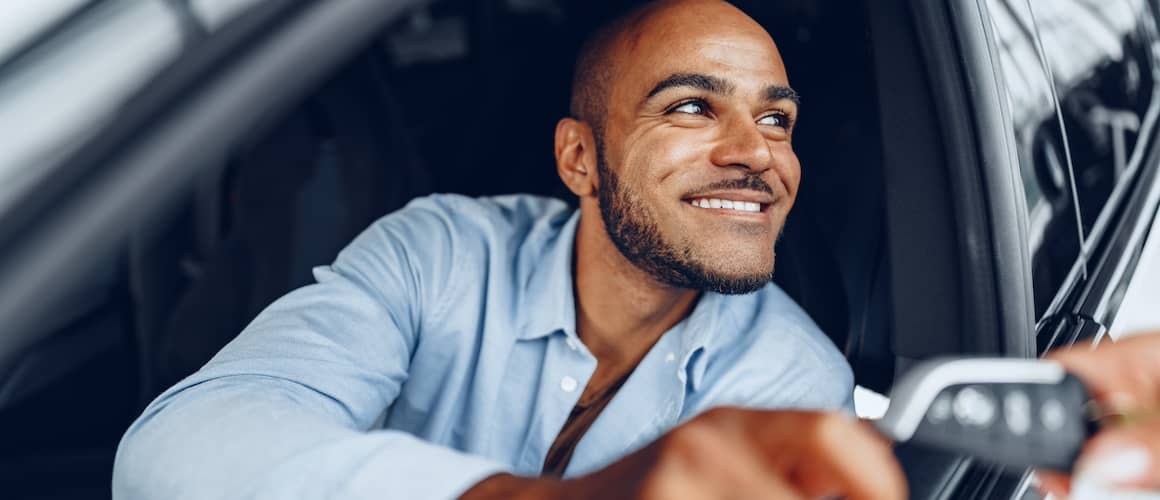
[{"left": 113, "top": 198, "right": 508, "bottom": 500}]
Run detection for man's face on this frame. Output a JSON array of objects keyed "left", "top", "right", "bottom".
[{"left": 596, "top": 4, "right": 801, "bottom": 294}]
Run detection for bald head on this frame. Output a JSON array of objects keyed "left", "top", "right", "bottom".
[
  {"left": 556, "top": 0, "right": 799, "bottom": 294},
  {"left": 569, "top": 0, "right": 778, "bottom": 138}
]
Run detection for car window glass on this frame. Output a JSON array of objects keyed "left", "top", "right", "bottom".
[{"left": 986, "top": 0, "right": 1160, "bottom": 317}]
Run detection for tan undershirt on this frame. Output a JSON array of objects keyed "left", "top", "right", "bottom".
[{"left": 540, "top": 369, "right": 634, "bottom": 477}]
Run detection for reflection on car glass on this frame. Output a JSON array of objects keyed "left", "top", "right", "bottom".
[
  {"left": 986, "top": 0, "right": 1160, "bottom": 316},
  {"left": 990, "top": 0, "right": 1147, "bottom": 136}
]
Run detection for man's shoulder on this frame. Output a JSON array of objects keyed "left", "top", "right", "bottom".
[
  {"left": 357, "top": 193, "right": 574, "bottom": 256},
  {"left": 701, "top": 284, "right": 853, "bottom": 410},
  {"left": 719, "top": 283, "right": 844, "bottom": 362},
  {"left": 388, "top": 193, "right": 573, "bottom": 237}
]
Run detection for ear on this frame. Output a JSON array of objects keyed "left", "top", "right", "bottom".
[{"left": 554, "top": 117, "right": 599, "bottom": 198}]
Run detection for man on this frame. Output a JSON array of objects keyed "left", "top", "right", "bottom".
[{"left": 114, "top": 1, "right": 905, "bottom": 499}]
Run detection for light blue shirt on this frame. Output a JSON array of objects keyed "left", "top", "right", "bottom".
[{"left": 113, "top": 194, "right": 853, "bottom": 500}]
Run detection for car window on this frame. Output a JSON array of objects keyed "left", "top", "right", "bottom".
[
  {"left": 0, "top": 0, "right": 270, "bottom": 221},
  {"left": 985, "top": 0, "right": 1160, "bottom": 317}
]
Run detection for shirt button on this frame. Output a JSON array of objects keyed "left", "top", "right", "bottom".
[
  {"left": 565, "top": 337, "right": 580, "bottom": 351},
  {"left": 561, "top": 376, "right": 578, "bottom": 393},
  {"left": 665, "top": 352, "right": 677, "bottom": 363}
]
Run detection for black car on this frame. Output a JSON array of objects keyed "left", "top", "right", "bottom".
[{"left": 1, "top": 1, "right": 1157, "bottom": 498}]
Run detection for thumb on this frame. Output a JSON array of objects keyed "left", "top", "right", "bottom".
[{"left": 1074, "top": 419, "right": 1160, "bottom": 489}]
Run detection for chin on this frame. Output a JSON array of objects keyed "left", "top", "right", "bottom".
[{"left": 691, "top": 261, "right": 776, "bottom": 295}]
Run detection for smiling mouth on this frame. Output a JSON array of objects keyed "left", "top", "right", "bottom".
[{"left": 685, "top": 196, "right": 770, "bottom": 214}]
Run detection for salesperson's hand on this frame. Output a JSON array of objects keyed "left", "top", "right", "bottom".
[
  {"left": 1038, "top": 332, "right": 1160, "bottom": 496},
  {"left": 462, "top": 408, "right": 906, "bottom": 500}
]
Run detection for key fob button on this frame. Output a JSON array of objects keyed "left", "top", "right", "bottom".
[
  {"left": 1040, "top": 397, "right": 1067, "bottom": 432},
  {"left": 927, "top": 392, "right": 953, "bottom": 424},
  {"left": 1003, "top": 389, "right": 1032, "bottom": 436},
  {"left": 953, "top": 385, "right": 996, "bottom": 427}
]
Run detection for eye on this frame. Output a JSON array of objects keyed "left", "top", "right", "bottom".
[
  {"left": 758, "top": 112, "right": 792, "bottom": 129},
  {"left": 670, "top": 100, "right": 708, "bottom": 115}
]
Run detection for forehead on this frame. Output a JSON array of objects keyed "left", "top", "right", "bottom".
[{"left": 614, "top": 6, "right": 789, "bottom": 98}]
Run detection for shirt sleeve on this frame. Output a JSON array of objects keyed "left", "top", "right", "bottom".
[{"left": 112, "top": 196, "right": 509, "bottom": 500}]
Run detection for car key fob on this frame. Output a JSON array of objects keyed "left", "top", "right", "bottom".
[{"left": 875, "top": 358, "right": 1099, "bottom": 472}]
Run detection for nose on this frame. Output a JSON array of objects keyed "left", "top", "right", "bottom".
[{"left": 709, "top": 115, "right": 776, "bottom": 173}]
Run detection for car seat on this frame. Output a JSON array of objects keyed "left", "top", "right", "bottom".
[{"left": 130, "top": 46, "right": 430, "bottom": 396}]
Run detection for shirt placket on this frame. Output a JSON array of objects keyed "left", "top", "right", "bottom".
[{"left": 515, "top": 331, "right": 596, "bottom": 473}]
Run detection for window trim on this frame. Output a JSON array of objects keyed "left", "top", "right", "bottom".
[
  {"left": 0, "top": 0, "right": 427, "bottom": 382},
  {"left": 0, "top": 0, "right": 302, "bottom": 253}
]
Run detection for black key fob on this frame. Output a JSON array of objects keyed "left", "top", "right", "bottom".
[{"left": 875, "top": 358, "right": 1099, "bottom": 472}]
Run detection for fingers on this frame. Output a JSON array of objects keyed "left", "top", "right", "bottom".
[
  {"left": 630, "top": 408, "right": 906, "bottom": 500},
  {"left": 1042, "top": 332, "right": 1160, "bottom": 494},
  {"left": 745, "top": 411, "right": 907, "bottom": 500},
  {"left": 795, "top": 416, "right": 906, "bottom": 500},
  {"left": 1072, "top": 418, "right": 1160, "bottom": 490},
  {"left": 1035, "top": 470, "right": 1071, "bottom": 497},
  {"left": 1047, "top": 332, "right": 1160, "bottom": 411},
  {"left": 629, "top": 421, "right": 806, "bottom": 500}
]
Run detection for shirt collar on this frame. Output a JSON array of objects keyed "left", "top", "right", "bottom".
[
  {"left": 519, "top": 210, "right": 581, "bottom": 341},
  {"left": 676, "top": 292, "right": 722, "bottom": 391}
]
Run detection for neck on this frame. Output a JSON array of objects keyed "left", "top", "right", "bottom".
[{"left": 572, "top": 201, "right": 701, "bottom": 368}]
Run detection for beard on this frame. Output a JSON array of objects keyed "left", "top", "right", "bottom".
[{"left": 595, "top": 142, "right": 774, "bottom": 295}]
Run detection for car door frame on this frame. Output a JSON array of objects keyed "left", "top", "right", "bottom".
[
  {"left": 0, "top": 0, "right": 429, "bottom": 408},
  {"left": 915, "top": 0, "right": 1160, "bottom": 498}
]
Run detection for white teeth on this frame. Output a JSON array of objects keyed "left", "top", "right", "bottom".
[{"left": 688, "top": 198, "right": 763, "bottom": 213}]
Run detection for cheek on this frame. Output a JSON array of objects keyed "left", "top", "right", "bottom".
[
  {"left": 776, "top": 146, "right": 802, "bottom": 197},
  {"left": 626, "top": 129, "right": 715, "bottom": 186}
]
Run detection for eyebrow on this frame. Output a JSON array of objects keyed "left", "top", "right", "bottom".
[
  {"left": 646, "top": 73, "right": 734, "bottom": 98},
  {"left": 645, "top": 72, "right": 801, "bottom": 108},
  {"left": 765, "top": 85, "right": 801, "bottom": 107}
]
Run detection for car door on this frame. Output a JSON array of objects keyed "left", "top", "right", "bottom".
[
  {"left": 930, "top": 0, "right": 1160, "bottom": 498},
  {"left": 0, "top": 3, "right": 195, "bottom": 495},
  {"left": 867, "top": 0, "right": 1160, "bottom": 498}
]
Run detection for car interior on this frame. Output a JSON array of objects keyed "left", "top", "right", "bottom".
[{"left": 1, "top": 0, "right": 1082, "bottom": 498}]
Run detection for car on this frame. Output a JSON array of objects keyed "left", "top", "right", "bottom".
[{"left": 0, "top": 0, "right": 1157, "bottom": 499}]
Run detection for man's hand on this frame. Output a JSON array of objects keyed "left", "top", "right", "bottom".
[
  {"left": 461, "top": 408, "right": 906, "bottom": 500},
  {"left": 1039, "top": 333, "right": 1160, "bottom": 496}
]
